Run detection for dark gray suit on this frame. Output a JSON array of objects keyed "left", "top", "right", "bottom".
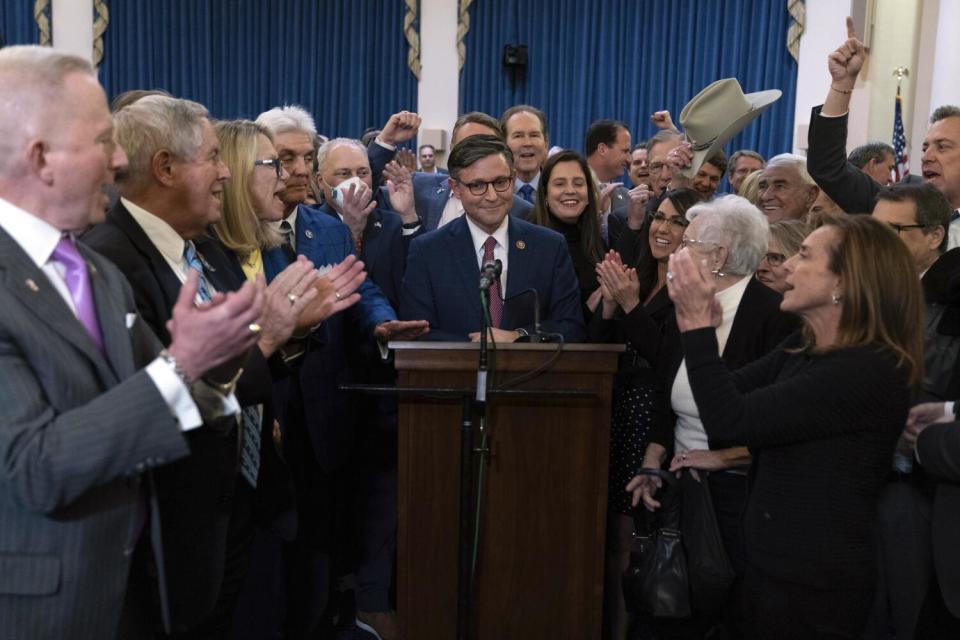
[
  {"left": 918, "top": 423, "right": 960, "bottom": 618},
  {"left": 0, "top": 227, "right": 190, "bottom": 638}
]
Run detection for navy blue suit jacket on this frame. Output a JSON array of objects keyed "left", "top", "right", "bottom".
[
  {"left": 261, "top": 205, "right": 394, "bottom": 473},
  {"left": 367, "top": 140, "right": 533, "bottom": 232},
  {"left": 400, "top": 215, "right": 586, "bottom": 342},
  {"left": 262, "top": 205, "right": 395, "bottom": 332}
]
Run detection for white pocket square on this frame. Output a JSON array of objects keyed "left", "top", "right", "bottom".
[{"left": 125, "top": 313, "right": 137, "bottom": 329}]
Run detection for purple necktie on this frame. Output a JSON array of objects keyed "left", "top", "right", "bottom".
[{"left": 52, "top": 235, "right": 104, "bottom": 353}]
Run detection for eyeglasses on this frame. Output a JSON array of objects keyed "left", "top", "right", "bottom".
[
  {"left": 761, "top": 251, "right": 787, "bottom": 267},
  {"left": 650, "top": 211, "right": 688, "bottom": 229},
  {"left": 679, "top": 236, "right": 719, "bottom": 252},
  {"left": 886, "top": 222, "right": 928, "bottom": 235},
  {"left": 458, "top": 176, "right": 513, "bottom": 196},
  {"left": 254, "top": 158, "right": 283, "bottom": 178}
]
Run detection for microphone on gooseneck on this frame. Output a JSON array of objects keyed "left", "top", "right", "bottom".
[{"left": 479, "top": 259, "right": 502, "bottom": 291}]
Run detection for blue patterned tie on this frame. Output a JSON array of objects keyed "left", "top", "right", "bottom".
[
  {"left": 519, "top": 183, "right": 535, "bottom": 203},
  {"left": 183, "top": 241, "right": 261, "bottom": 487}
]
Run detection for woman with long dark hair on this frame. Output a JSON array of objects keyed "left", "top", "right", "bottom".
[
  {"left": 530, "top": 150, "right": 607, "bottom": 318},
  {"left": 635, "top": 215, "right": 923, "bottom": 637},
  {"left": 590, "top": 187, "right": 701, "bottom": 640}
]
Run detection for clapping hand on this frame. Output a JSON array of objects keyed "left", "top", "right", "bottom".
[
  {"left": 666, "top": 250, "right": 722, "bottom": 331},
  {"left": 595, "top": 253, "right": 641, "bottom": 314},
  {"left": 296, "top": 255, "right": 367, "bottom": 328},
  {"left": 257, "top": 257, "right": 321, "bottom": 355},
  {"left": 166, "top": 272, "right": 264, "bottom": 382}
]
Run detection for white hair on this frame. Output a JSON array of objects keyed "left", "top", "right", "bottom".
[
  {"left": 255, "top": 105, "right": 317, "bottom": 139},
  {"left": 686, "top": 195, "right": 769, "bottom": 275},
  {"left": 0, "top": 46, "right": 94, "bottom": 174},
  {"left": 316, "top": 137, "right": 367, "bottom": 173},
  {"left": 765, "top": 153, "right": 815, "bottom": 187},
  {"left": 113, "top": 95, "right": 209, "bottom": 190}
]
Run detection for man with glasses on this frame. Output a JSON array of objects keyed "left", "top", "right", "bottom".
[
  {"left": 369, "top": 111, "right": 533, "bottom": 232},
  {"left": 400, "top": 135, "right": 585, "bottom": 343},
  {"left": 256, "top": 110, "right": 427, "bottom": 640}
]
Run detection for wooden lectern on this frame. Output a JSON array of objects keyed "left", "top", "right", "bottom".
[{"left": 391, "top": 341, "right": 622, "bottom": 640}]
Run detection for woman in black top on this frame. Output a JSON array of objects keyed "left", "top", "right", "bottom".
[
  {"left": 636, "top": 216, "right": 924, "bottom": 638},
  {"left": 530, "top": 150, "right": 606, "bottom": 320}
]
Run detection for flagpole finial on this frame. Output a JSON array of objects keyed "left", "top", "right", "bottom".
[{"left": 893, "top": 66, "right": 909, "bottom": 82}]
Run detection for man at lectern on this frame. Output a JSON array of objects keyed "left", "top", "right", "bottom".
[{"left": 400, "top": 135, "right": 585, "bottom": 343}]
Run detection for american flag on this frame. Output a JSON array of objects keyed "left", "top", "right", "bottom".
[{"left": 892, "top": 85, "right": 909, "bottom": 182}]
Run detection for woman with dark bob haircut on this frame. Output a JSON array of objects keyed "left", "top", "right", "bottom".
[{"left": 637, "top": 215, "right": 924, "bottom": 638}]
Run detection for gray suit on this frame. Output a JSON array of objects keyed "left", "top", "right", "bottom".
[{"left": 0, "top": 227, "right": 189, "bottom": 638}]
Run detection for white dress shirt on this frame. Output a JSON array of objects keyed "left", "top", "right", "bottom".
[
  {"left": 0, "top": 196, "right": 204, "bottom": 431},
  {"left": 438, "top": 191, "right": 465, "bottom": 229},
  {"left": 465, "top": 214, "right": 510, "bottom": 296}
]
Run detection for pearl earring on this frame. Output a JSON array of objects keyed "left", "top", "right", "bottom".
[{"left": 832, "top": 293, "right": 842, "bottom": 305}]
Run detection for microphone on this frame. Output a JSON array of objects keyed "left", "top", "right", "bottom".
[{"left": 479, "top": 259, "right": 502, "bottom": 291}]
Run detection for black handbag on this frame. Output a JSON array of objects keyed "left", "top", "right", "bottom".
[
  {"left": 622, "top": 469, "right": 691, "bottom": 618},
  {"left": 680, "top": 471, "right": 735, "bottom": 613}
]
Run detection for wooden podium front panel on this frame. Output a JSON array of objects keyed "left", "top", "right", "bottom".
[{"left": 394, "top": 344, "right": 619, "bottom": 640}]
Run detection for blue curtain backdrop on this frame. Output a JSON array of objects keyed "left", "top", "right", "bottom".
[
  {"left": 460, "top": 0, "right": 797, "bottom": 163},
  {"left": 0, "top": 0, "right": 40, "bottom": 47},
  {"left": 99, "top": 0, "right": 417, "bottom": 139}
]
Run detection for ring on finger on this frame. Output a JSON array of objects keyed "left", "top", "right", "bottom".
[
  {"left": 287, "top": 293, "right": 299, "bottom": 306},
  {"left": 666, "top": 271, "right": 675, "bottom": 281},
  {"left": 335, "top": 291, "right": 342, "bottom": 301},
  {"left": 248, "top": 323, "right": 262, "bottom": 335}
]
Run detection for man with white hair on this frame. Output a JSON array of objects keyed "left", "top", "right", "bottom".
[
  {"left": 0, "top": 46, "right": 262, "bottom": 638},
  {"left": 756, "top": 154, "right": 820, "bottom": 223},
  {"left": 256, "top": 106, "right": 426, "bottom": 640}
]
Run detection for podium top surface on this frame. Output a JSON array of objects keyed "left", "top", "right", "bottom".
[{"left": 388, "top": 341, "right": 625, "bottom": 353}]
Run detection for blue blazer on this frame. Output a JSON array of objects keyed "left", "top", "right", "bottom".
[
  {"left": 400, "top": 215, "right": 586, "bottom": 342},
  {"left": 262, "top": 204, "right": 395, "bottom": 333},
  {"left": 261, "top": 205, "right": 395, "bottom": 473},
  {"left": 367, "top": 140, "right": 533, "bottom": 232}
]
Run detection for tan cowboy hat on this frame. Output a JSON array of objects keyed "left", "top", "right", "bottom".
[{"left": 678, "top": 78, "right": 781, "bottom": 178}]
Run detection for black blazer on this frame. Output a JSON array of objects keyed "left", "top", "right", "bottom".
[
  {"left": 83, "top": 202, "right": 273, "bottom": 631},
  {"left": 681, "top": 329, "right": 909, "bottom": 591},
  {"left": 806, "top": 105, "right": 881, "bottom": 215},
  {"left": 917, "top": 422, "right": 960, "bottom": 617}
]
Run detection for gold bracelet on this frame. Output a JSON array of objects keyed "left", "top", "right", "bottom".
[{"left": 830, "top": 84, "right": 853, "bottom": 95}]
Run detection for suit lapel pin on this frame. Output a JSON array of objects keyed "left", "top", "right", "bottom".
[
  {"left": 435, "top": 186, "right": 445, "bottom": 194},
  {"left": 304, "top": 229, "right": 314, "bottom": 239},
  {"left": 374, "top": 221, "right": 382, "bottom": 229},
  {"left": 516, "top": 240, "right": 526, "bottom": 250},
  {"left": 25, "top": 278, "right": 39, "bottom": 292}
]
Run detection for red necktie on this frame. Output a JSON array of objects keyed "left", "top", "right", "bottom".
[{"left": 482, "top": 236, "right": 503, "bottom": 328}]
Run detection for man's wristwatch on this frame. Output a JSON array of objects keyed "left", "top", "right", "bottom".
[
  {"left": 401, "top": 216, "right": 422, "bottom": 230},
  {"left": 203, "top": 367, "right": 245, "bottom": 396}
]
